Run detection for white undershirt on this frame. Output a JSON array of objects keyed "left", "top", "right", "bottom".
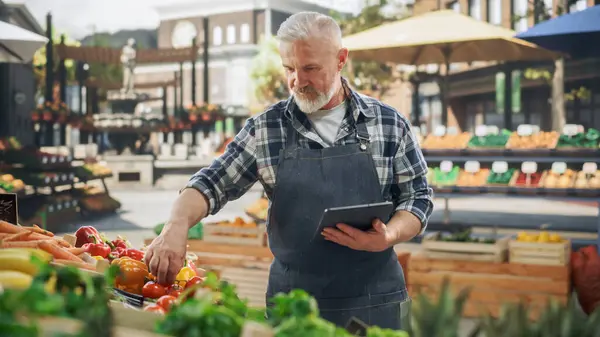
[{"left": 306, "top": 100, "right": 347, "bottom": 147}]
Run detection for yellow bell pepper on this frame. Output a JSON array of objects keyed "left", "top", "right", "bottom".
[
  {"left": 92, "top": 256, "right": 105, "bottom": 261},
  {"left": 174, "top": 266, "right": 196, "bottom": 287}
]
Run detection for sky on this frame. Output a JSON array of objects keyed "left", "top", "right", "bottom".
[
  {"left": 7, "top": 0, "right": 384, "bottom": 39},
  {"left": 6, "top": 0, "right": 171, "bottom": 38}
]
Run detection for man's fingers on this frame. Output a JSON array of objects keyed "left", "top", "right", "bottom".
[
  {"left": 144, "top": 248, "right": 154, "bottom": 268},
  {"left": 148, "top": 251, "right": 159, "bottom": 277},
  {"left": 156, "top": 257, "right": 170, "bottom": 285},
  {"left": 336, "top": 223, "right": 363, "bottom": 239},
  {"left": 372, "top": 219, "right": 386, "bottom": 233}
]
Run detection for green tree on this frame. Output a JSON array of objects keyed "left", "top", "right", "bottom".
[
  {"left": 517, "top": 0, "right": 589, "bottom": 131},
  {"left": 32, "top": 30, "right": 80, "bottom": 99},
  {"left": 249, "top": 34, "right": 288, "bottom": 106},
  {"left": 332, "top": 0, "right": 410, "bottom": 97},
  {"left": 86, "top": 35, "right": 123, "bottom": 88}
]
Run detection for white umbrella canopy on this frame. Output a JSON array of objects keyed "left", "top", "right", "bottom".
[{"left": 0, "top": 20, "right": 48, "bottom": 63}]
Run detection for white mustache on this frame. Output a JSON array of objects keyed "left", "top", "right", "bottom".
[{"left": 295, "top": 86, "right": 318, "bottom": 95}]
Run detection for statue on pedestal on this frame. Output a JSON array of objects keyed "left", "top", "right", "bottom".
[{"left": 120, "top": 38, "right": 136, "bottom": 96}]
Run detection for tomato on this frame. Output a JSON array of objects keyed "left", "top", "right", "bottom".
[
  {"left": 142, "top": 281, "right": 167, "bottom": 299},
  {"left": 185, "top": 276, "right": 204, "bottom": 289},
  {"left": 143, "top": 304, "right": 165, "bottom": 314},
  {"left": 167, "top": 284, "right": 183, "bottom": 298},
  {"left": 183, "top": 276, "right": 204, "bottom": 299},
  {"left": 156, "top": 295, "right": 177, "bottom": 311}
]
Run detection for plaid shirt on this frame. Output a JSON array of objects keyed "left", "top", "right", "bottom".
[{"left": 186, "top": 84, "right": 434, "bottom": 230}]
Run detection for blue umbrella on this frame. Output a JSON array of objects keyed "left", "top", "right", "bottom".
[{"left": 515, "top": 5, "right": 600, "bottom": 58}]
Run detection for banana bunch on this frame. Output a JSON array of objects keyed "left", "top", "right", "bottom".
[{"left": 0, "top": 248, "right": 52, "bottom": 290}]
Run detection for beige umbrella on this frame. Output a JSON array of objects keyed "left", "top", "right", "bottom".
[
  {"left": 342, "top": 10, "right": 561, "bottom": 126},
  {"left": 342, "top": 10, "right": 561, "bottom": 66}
]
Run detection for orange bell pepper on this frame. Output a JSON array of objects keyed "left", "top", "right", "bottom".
[{"left": 111, "top": 256, "right": 149, "bottom": 295}]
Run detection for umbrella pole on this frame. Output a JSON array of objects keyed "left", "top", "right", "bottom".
[{"left": 440, "top": 47, "right": 451, "bottom": 127}]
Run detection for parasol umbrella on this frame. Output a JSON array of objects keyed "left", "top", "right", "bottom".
[
  {"left": 342, "top": 10, "right": 560, "bottom": 125},
  {"left": 0, "top": 20, "right": 48, "bottom": 63},
  {"left": 515, "top": 5, "right": 600, "bottom": 58}
]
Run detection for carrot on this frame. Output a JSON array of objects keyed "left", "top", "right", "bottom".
[
  {"left": 67, "top": 247, "right": 88, "bottom": 256},
  {"left": 38, "top": 241, "right": 83, "bottom": 262},
  {"left": 2, "top": 231, "right": 31, "bottom": 241},
  {"left": 0, "top": 233, "right": 9, "bottom": 239},
  {"left": 0, "top": 240, "right": 51, "bottom": 248},
  {"left": 23, "top": 225, "right": 54, "bottom": 237},
  {"left": 53, "top": 259, "right": 97, "bottom": 271},
  {"left": 53, "top": 237, "right": 72, "bottom": 248},
  {"left": 0, "top": 220, "right": 24, "bottom": 234}
]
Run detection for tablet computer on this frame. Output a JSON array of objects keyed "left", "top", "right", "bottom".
[{"left": 317, "top": 201, "right": 394, "bottom": 232}]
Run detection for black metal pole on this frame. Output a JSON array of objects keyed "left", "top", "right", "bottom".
[
  {"left": 203, "top": 17, "right": 209, "bottom": 104},
  {"left": 43, "top": 12, "right": 54, "bottom": 146},
  {"left": 191, "top": 37, "right": 197, "bottom": 106},
  {"left": 179, "top": 62, "right": 184, "bottom": 112},
  {"left": 44, "top": 13, "right": 54, "bottom": 103},
  {"left": 173, "top": 71, "right": 178, "bottom": 117},
  {"left": 58, "top": 35, "right": 67, "bottom": 145},
  {"left": 162, "top": 86, "right": 168, "bottom": 143}
]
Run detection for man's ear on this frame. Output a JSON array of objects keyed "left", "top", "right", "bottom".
[{"left": 338, "top": 48, "right": 349, "bottom": 71}]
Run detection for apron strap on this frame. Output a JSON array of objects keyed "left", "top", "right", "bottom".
[{"left": 285, "top": 118, "right": 298, "bottom": 148}]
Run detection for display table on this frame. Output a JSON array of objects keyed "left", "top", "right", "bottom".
[
  {"left": 407, "top": 253, "right": 571, "bottom": 319},
  {"left": 144, "top": 239, "right": 412, "bottom": 308}
]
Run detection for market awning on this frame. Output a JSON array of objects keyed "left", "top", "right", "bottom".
[
  {"left": 516, "top": 5, "right": 600, "bottom": 58},
  {"left": 342, "top": 10, "right": 561, "bottom": 65},
  {"left": 55, "top": 45, "right": 199, "bottom": 64}
]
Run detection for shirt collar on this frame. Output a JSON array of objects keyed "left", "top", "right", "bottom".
[{"left": 284, "top": 77, "right": 376, "bottom": 120}]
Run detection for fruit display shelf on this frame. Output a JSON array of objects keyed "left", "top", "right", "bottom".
[
  {"left": 0, "top": 138, "right": 120, "bottom": 229},
  {"left": 421, "top": 145, "right": 600, "bottom": 253}
]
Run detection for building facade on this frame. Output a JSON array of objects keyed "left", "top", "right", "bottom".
[
  {"left": 410, "top": 0, "right": 600, "bottom": 133},
  {"left": 134, "top": 0, "right": 346, "bottom": 113}
]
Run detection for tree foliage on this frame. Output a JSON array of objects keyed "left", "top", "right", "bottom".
[
  {"left": 331, "top": 0, "right": 410, "bottom": 97},
  {"left": 519, "top": 0, "right": 590, "bottom": 102},
  {"left": 249, "top": 34, "right": 288, "bottom": 106},
  {"left": 32, "top": 30, "right": 80, "bottom": 98}
]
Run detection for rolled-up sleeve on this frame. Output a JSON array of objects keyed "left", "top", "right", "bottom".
[
  {"left": 391, "top": 123, "right": 434, "bottom": 234},
  {"left": 184, "top": 118, "right": 259, "bottom": 215}
]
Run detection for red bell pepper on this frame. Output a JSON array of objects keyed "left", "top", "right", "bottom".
[
  {"left": 83, "top": 242, "right": 111, "bottom": 258},
  {"left": 124, "top": 248, "right": 144, "bottom": 261},
  {"left": 74, "top": 226, "right": 103, "bottom": 248}
]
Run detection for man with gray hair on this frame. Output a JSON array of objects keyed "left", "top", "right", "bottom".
[{"left": 145, "top": 11, "right": 433, "bottom": 330}]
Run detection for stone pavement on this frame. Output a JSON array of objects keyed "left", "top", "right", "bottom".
[{"left": 55, "top": 185, "right": 597, "bottom": 337}]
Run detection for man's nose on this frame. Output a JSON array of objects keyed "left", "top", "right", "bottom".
[{"left": 295, "top": 70, "right": 309, "bottom": 87}]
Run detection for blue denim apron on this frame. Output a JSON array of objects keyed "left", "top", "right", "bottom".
[{"left": 266, "top": 101, "right": 410, "bottom": 330}]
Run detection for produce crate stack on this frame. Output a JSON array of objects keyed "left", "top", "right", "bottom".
[
  {"left": 408, "top": 253, "right": 571, "bottom": 319},
  {"left": 0, "top": 137, "right": 120, "bottom": 231}
]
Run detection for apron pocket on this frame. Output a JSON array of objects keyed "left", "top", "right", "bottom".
[{"left": 317, "top": 289, "right": 408, "bottom": 330}]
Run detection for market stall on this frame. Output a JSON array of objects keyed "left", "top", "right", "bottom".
[
  {"left": 1, "top": 218, "right": 599, "bottom": 336},
  {"left": 0, "top": 137, "right": 120, "bottom": 232},
  {"left": 418, "top": 124, "right": 600, "bottom": 251}
]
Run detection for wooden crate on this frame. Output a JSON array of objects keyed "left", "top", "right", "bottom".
[
  {"left": 408, "top": 254, "right": 571, "bottom": 319},
  {"left": 509, "top": 239, "right": 571, "bottom": 266},
  {"left": 421, "top": 232, "right": 509, "bottom": 262},
  {"left": 220, "top": 267, "right": 270, "bottom": 308},
  {"left": 203, "top": 222, "right": 266, "bottom": 246}
]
